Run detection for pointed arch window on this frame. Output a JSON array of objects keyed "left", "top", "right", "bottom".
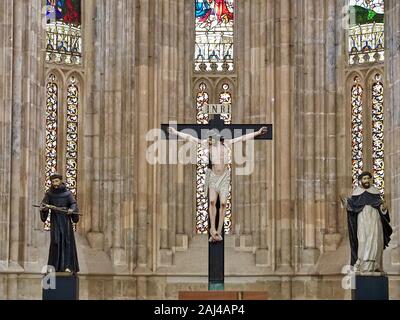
[
  {"left": 196, "top": 82, "right": 211, "bottom": 234},
  {"left": 351, "top": 76, "right": 364, "bottom": 186},
  {"left": 44, "top": 73, "right": 81, "bottom": 230},
  {"left": 350, "top": 73, "right": 385, "bottom": 194},
  {"left": 45, "top": 74, "right": 59, "bottom": 190},
  {"left": 371, "top": 73, "right": 384, "bottom": 192},
  {"left": 66, "top": 76, "right": 80, "bottom": 196}
]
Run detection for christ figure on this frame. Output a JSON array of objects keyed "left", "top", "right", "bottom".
[{"left": 168, "top": 126, "right": 268, "bottom": 242}]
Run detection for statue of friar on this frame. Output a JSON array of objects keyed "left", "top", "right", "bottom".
[
  {"left": 39, "top": 173, "right": 80, "bottom": 273},
  {"left": 341, "top": 171, "right": 392, "bottom": 273}
]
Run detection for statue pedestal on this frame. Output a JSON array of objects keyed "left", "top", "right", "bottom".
[
  {"left": 42, "top": 273, "right": 79, "bottom": 300},
  {"left": 351, "top": 273, "right": 388, "bottom": 300},
  {"left": 209, "top": 239, "right": 224, "bottom": 290}
]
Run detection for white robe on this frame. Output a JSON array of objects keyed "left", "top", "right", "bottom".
[{"left": 351, "top": 186, "right": 386, "bottom": 273}]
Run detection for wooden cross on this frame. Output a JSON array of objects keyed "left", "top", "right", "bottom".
[{"left": 161, "top": 108, "right": 273, "bottom": 291}]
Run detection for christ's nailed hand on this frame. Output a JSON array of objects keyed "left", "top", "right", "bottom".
[
  {"left": 167, "top": 127, "right": 176, "bottom": 134},
  {"left": 258, "top": 127, "right": 268, "bottom": 136}
]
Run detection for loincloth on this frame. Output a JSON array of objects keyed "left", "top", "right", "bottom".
[{"left": 204, "top": 168, "right": 230, "bottom": 199}]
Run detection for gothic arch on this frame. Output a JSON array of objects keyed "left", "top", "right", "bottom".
[
  {"left": 193, "top": 78, "right": 214, "bottom": 104},
  {"left": 346, "top": 67, "right": 386, "bottom": 191},
  {"left": 215, "top": 78, "right": 236, "bottom": 101},
  {"left": 46, "top": 68, "right": 66, "bottom": 86}
]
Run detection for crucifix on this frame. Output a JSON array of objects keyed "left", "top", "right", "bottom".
[{"left": 161, "top": 104, "right": 273, "bottom": 291}]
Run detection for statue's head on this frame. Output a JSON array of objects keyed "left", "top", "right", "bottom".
[
  {"left": 358, "top": 171, "right": 373, "bottom": 189},
  {"left": 49, "top": 173, "right": 63, "bottom": 189}
]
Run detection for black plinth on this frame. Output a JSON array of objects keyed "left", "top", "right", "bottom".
[
  {"left": 208, "top": 197, "right": 225, "bottom": 291},
  {"left": 209, "top": 238, "right": 224, "bottom": 290},
  {"left": 42, "top": 273, "right": 79, "bottom": 300},
  {"left": 351, "top": 275, "right": 389, "bottom": 300}
]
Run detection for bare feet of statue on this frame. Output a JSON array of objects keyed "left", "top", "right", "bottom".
[
  {"left": 216, "top": 230, "right": 223, "bottom": 241},
  {"left": 209, "top": 229, "right": 220, "bottom": 242},
  {"left": 65, "top": 268, "right": 72, "bottom": 273}
]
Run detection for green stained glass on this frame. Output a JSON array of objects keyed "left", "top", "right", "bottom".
[{"left": 348, "top": 0, "right": 384, "bottom": 65}]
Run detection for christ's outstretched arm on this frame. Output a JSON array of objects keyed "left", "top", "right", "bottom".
[
  {"left": 226, "top": 126, "right": 268, "bottom": 145},
  {"left": 168, "top": 127, "right": 202, "bottom": 143}
]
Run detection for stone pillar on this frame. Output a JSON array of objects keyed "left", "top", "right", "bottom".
[
  {"left": 0, "top": 0, "right": 44, "bottom": 270},
  {"left": 159, "top": 0, "right": 171, "bottom": 254},
  {"left": 136, "top": 0, "right": 150, "bottom": 272},
  {"left": 253, "top": 0, "right": 270, "bottom": 265},
  {"left": 183, "top": 0, "right": 195, "bottom": 239},
  {"left": 277, "top": 0, "right": 292, "bottom": 271},
  {"left": 336, "top": 0, "right": 351, "bottom": 237},
  {"left": 79, "top": 0, "right": 95, "bottom": 236},
  {"left": 175, "top": 0, "right": 192, "bottom": 251},
  {"left": 249, "top": 0, "right": 261, "bottom": 249},
  {"left": 303, "top": 0, "right": 317, "bottom": 254},
  {"left": 166, "top": 0, "right": 177, "bottom": 261},
  {"left": 323, "top": 0, "right": 343, "bottom": 251},
  {"left": 87, "top": 0, "right": 145, "bottom": 272},
  {"left": 87, "top": 0, "right": 129, "bottom": 269},
  {"left": 0, "top": 0, "right": 15, "bottom": 265},
  {"left": 87, "top": 0, "right": 106, "bottom": 250},
  {"left": 292, "top": 0, "right": 346, "bottom": 269},
  {"left": 234, "top": 0, "right": 249, "bottom": 241},
  {"left": 263, "top": 0, "right": 277, "bottom": 268}
]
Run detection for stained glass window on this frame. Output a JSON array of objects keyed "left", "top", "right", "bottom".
[
  {"left": 219, "top": 83, "right": 232, "bottom": 124},
  {"left": 219, "top": 84, "right": 232, "bottom": 233},
  {"left": 195, "top": 82, "right": 234, "bottom": 234},
  {"left": 196, "top": 82, "right": 210, "bottom": 125},
  {"left": 66, "top": 76, "right": 79, "bottom": 196},
  {"left": 195, "top": 0, "right": 234, "bottom": 72},
  {"left": 196, "top": 83, "right": 210, "bottom": 234},
  {"left": 372, "top": 73, "right": 384, "bottom": 193},
  {"left": 45, "top": 74, "right": 59, "bottom": 189},
  {"left": 348, "top": 0, "right": 384, "bottom": 65},
  {"left": 44, "top": 74, "right": 59, "bottom": 231},
  {"left": 46, "top": 0, "right": 82, "bottom": 65},
  {"left": 351, "top": 76, "right": 364, "bottom": 187}
]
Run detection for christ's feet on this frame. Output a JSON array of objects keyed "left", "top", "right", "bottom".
[
  {"left": 209, "top": 229, "right": 220, "bottom": 242},
  {"left": 209, "top": 231, "right": 223, "bottom": 242}
]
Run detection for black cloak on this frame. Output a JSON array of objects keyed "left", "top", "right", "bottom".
[
  {"left": 40, "top": 184, "right": 80, "bottom": 273},
  {"left": 346, "top": 187, "right": 392, "bottom": 266}
]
